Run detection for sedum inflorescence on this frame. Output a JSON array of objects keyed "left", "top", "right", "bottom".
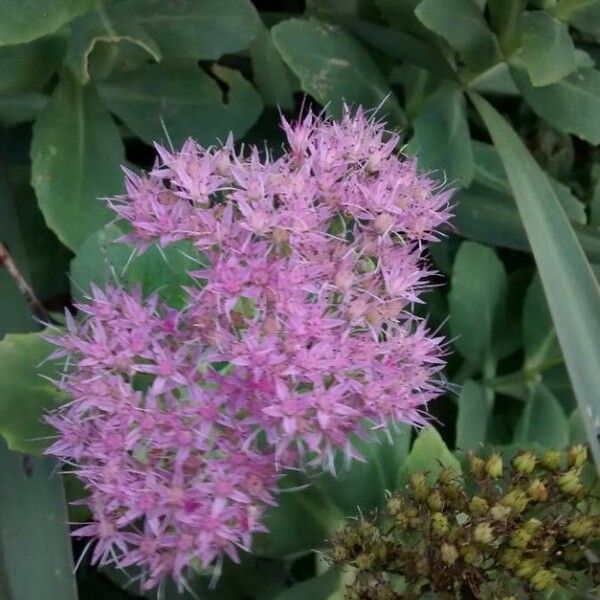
[{"left": 44, "top": 108, "right": 452, "bottom": 590}]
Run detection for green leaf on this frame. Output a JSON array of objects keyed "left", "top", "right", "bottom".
[
  {"left": 415, "top": 0, "right": 500, "bottom": 72},
  {"left": 522, "top": 273, "right": 562, "bottom": 371},
  {"left": 456, "top": 380, "right": 489, "bottom": 450},
  {"left": 31, "top": 73, "right": 124, "bottom": 251},
  {"left": 470, "top": 62, "right": 520, "bottom": 96},
  {"left": 250, "top": 27, "right": 295, "bottom": 110},
  {"left": 512, "top": 66, "right": 600, "bottom": 144},
  {"left": 119, "top": 0, "right": 262, "bottom": 59},
  {"left": 344, "top": 19, "right": 456, "bottom": 80},
  {"left": 407, "top": 84, "right": 473, "bottom": 186},
  {"left": 449, "top": 241, "right": 507, "bottom": 364},
  {"left": 453, "top": 184, "right": 600, "bottom": 260},
  {"left": 518, "top": 11, "right": 577, "bottom": 86},
  {"left": 71, "top": 224, "right": 200, "bottom": 308},
  {"left": 376, "top": 0, "right": 438, "bottom": 39},
  {"left": 552, "top": 0, "right": 600, "bottom": 36},
  {"left": 397, "top": 426, "right": 461, "bottom": 486},
  {"left": 568, "top": 408, "right": 586, "bottom": 444},
  {"left": 0, "top": 331, "right": 62, "bottom": 454},
  {"left": 98, "top": 62, "right": 263, "bottom": 148},
  {"left": 515, "top": 384, "right": 569, "bottom": 448},
  {"left": 0, "top": 37, "right": 63, "bottom": 93},
  {"left": 273, "top": 568, "right": 342, "bottom": 600},
  {"left": 0, "top": 442, "right": 77, "bottom": 600},
  {"left": 0, "top": 92, "right": 47, "bottom": 126},
  {"left": 0, "top": 0, "right": 94, "bottom": 45},
  {"left": 472, "top": 141, "right": 586, "bottom": 224},
  {"left": 470, "top": 91, "right": 600, "bottom": 470},
  {"left": 488, "top": 0, "right": 527, "bottom": 44},
  {"left": 65, "top": 4, "right": 161, "bottom": 85},
  {"left": 272, "top": 18, "right": 405, "bottom": 125}
]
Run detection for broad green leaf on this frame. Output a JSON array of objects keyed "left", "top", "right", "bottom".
[
  {"left": 453, "top": 184, "right": 600, "bottom": 260},
  {"left": 65, "top": 4, "right": 161, "bottom": 85},
  {"left": 0, "top": 37, "right": 63, "bottom": 93},
  {"left": 518, "top": 11, "right": 576, "bottom": 86},
  {"left": 456, "top": 380, "right": 489, "bottom": 449},
  {"left": 0, "top": 442, "right": 77, "bottom": 600},
  {"left": 0, "top": 331, "right": 62, "bottom": 454},
  {"left": 415, "top": 0, "right": 500, "bottom": 73},
  {"left": 568, "top": 408, "right": 586, "bottom": 444},
  {"left": 250, "top": 27, "right": 295, "bottom": 110},
  {"left": 344, "top": 19, "right": 456, "bottom": 80},
  {"left": 273, "top": 568, "right": 342, "bottom": 600},
  {"left": 31, "top": 73, "right": 124, "bottom": 251},
  {"left": 119, "top": 0, "right": 262, "bottom": 59},
  {"left": 407, "top": 84, "right": 473, "bottom": 186},
  {"left": 272, "top": 18, "right": 405, "bottom": 125},
  {"left": 472, "top": 141, "right": 586, "bottom": 224},
  {"left": 0, "top": 165, "right": 36, "bottom": 336},
  {"left": 71, "top": 224, "right": 199, "bottom": 308},
  {"left": 471, "top": 92, "right": 600, "bottom": 469},
  {"left": 552, "top": 0, "right": 600, "bottom": 36},
  {"left": 522, "top": 274, "right": 562, "bottom": 371},
  {"left": 0, "top": 0, "right": 94, "bottom": 45},
  {"left": 515, "top": 384, "right": 569, "bottom": 448},
  {"left": 488, "top": 0, "right": 527, "bottom": 44},
  {"left": 512, "top": 66, "right": 600, "bottom": 144},
  {"left": 98, "top": 62, "right": 263, "bottom": 148},
  {"left": 0, "top": 92, "right": 47, "bottom": 126},
  {"left": 449, "top": 241, "right": 507, "bottom": 364},
  {"left": 376, "top": 0, "right": 438, "bottom": 39},
  {"left": 470, "top": 62, "right": 520, "bottom": 96},
  {"left": 397, "top": 426, "right": 461, "bottom": 486}
]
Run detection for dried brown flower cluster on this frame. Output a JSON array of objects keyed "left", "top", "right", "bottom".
[{"left": 329, "top": 446, "right": 600, "bottom": 599}]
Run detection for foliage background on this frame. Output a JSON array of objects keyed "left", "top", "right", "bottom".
[{"left": 1, "top": 0, "right": 600, "bottom": 598}]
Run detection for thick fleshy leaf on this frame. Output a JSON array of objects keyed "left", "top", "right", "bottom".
[
  {"left": 31, "top": 73, "right": 125, "bottom": 251},
  {"left": 471, "top": 92, "right": 600, "bottom": 469},
  {"left": 456, "top": 380, "right": 489, "bottom": 450},
  {"left": 0, "top": 37, "right": 63, "bottom": 93},
  {"left": 0, "top": 442, "right": 77, "bottom": 600},
  {"left": 65, "top": 4, "right": 161, "bottom": 85},
  {"left": 272, "top": 18, "right": 405, "bottom": 125},
  {"left": 0, "top": 331, "right": 62, "bottom": 454},
  {"left": 70, "top": 224, "right": 199, "bottom": 308},
  {"left": 515, "top": 384, "right": 569, "bottom": 448},
  {"left": 250, "top": 27, "right": 295, "bottom": 110},
  {"left": 98, "top": 62, "right": 263, "bottom": 148},
  {"left": 407, "top": 84, "right": 473, "bottom": 187},
  {"left": 119, "top": 0, "right": 262, "bottom": 59},
  {"left": 522, "top": 274, "right": 562, "bottom": 371},
  {"left": 376, "top": 0, "right": 437, "bottom": 39},
  {"left": 552, "top": 0, "right": 600, "bottom": 36},
  {"left": 0, "top": 92, "right": 48, "bottom": 126},
  {"left": 273, "top": 568, "right": 342, "bottom": 600},
  {"left": 397, "top": 426, "right": 461, "bottom": 486},
  {"left": 512, "top": 66, "right": 600, "bottom": 144},
  {"left": 415, "top": 0, "right": 500, "bottom": 72},
  {"left": 0, "top": 0, "right": 94, "bottom": 45},
  {"left": 518, "top": 11, "right": 576, "bottom": 86},
  {"left": 449, "top": 241, "right": 507, "bottom": 364},
  {"left": 452, "top": 184, "right": 600, "bottom": 260}
]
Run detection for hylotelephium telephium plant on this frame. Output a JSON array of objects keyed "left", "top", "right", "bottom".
[{"left": 44, "top": 107, "right": 453, "bottom": 591}]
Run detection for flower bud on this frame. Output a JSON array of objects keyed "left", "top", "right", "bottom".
[
  {"left": 440, "top": 543, "right": 458, "bottom": 565},
  {"left": 510, "top": 527, "right": 533, "bottom": 549},
  {"left": 431, "top": 512, "right": 449, "bottom": 536},
  {"left": 557, "top": 468, "right": 583, "bottom": 496},
  {"left": 501, "top": 548, "right": 522, "bottom": 570},
  {"left": 331, "top": 544, "right": 349, "bottom": 562},
  {"left": 540, "top": 449, "right": 561, "bottom": 471},
  {"left": 409, "top": 472, "right": 429, "bottom": 500},
  {"left": 515, "top": 558, "right": 540, "bottom": 579},
  {"left": 512, "top": 451, "right": 537, "bottom": 475},
  {"left": 460, "top": 544, "right": 479, "bottom": 565},
  {"left": 486, "top": 453, "right": 503, "bottom": 478},
  {"left": 567, "top": 516, "right": 595, "bottom": 539},
  {"left": 468, "top": 454, "right": 486, "bottom": 478},
  {"left": 473, "top": 522, "right": 494, "bottom": 545},
  {"left": 427, "top": 490, "right": 444, "bottom": 511},
  {"left": 438, "top": 468, "right": 460, "bottom": 485},
  {"left": 490, "top": 504, "right": 511, "bottom": 522},
  {"left": 355, "top": 553, "right": 374, "bottom": 570},
  {"left": 568, "top": 444, "right": 588, "bottom": 468},
  {"left": 386, "top": 495, "right": 403, "bottom": 517},
  {"left": 469, "top": 496, "right": 488, "bottom": 516},
  {"left": 501, "top": 489, "right": 529, "bottom": 514},
  {"left": 530, "top": 568, "right": 557, "bottom": 591},
  {"left": 527, "top": 478, "right": 548, "bottom": 502}
]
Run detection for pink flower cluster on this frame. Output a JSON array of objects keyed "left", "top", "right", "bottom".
[{"left": 45, "top": 108, "right": 452, "bottom": 590}]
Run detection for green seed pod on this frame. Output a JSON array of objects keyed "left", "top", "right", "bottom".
[
  {"left": 568, "top": 444, "right": 588, "bottom": 468},
  {"left": 530, "top": 568, "right": 557, "bottom": 591},
  {"left": 410, "top": 472, "right": 429, "bottom": 500},
  {"left": 540, "top": 449, "right": 562, "bottom": 471},
  {"left": 486, "top": 453, "right": 503, "bottom": 478},
  {"left": 513, "top": 451, "right": 537, "bottom": 475},
  {"left": 557, "top": 468, "right": 583, "bottom": 496},
  {"left": 473, "top": 522, "right": 494, "bottom": 545},
  {"left": 431, "top": 511, "right": 449, "bottom": 536},
  {"left": 469, "top": 496, "right": 489, "bottom": 516},
  {"left": 441, "top": 542, "right": 459, "bottom": 565}
]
